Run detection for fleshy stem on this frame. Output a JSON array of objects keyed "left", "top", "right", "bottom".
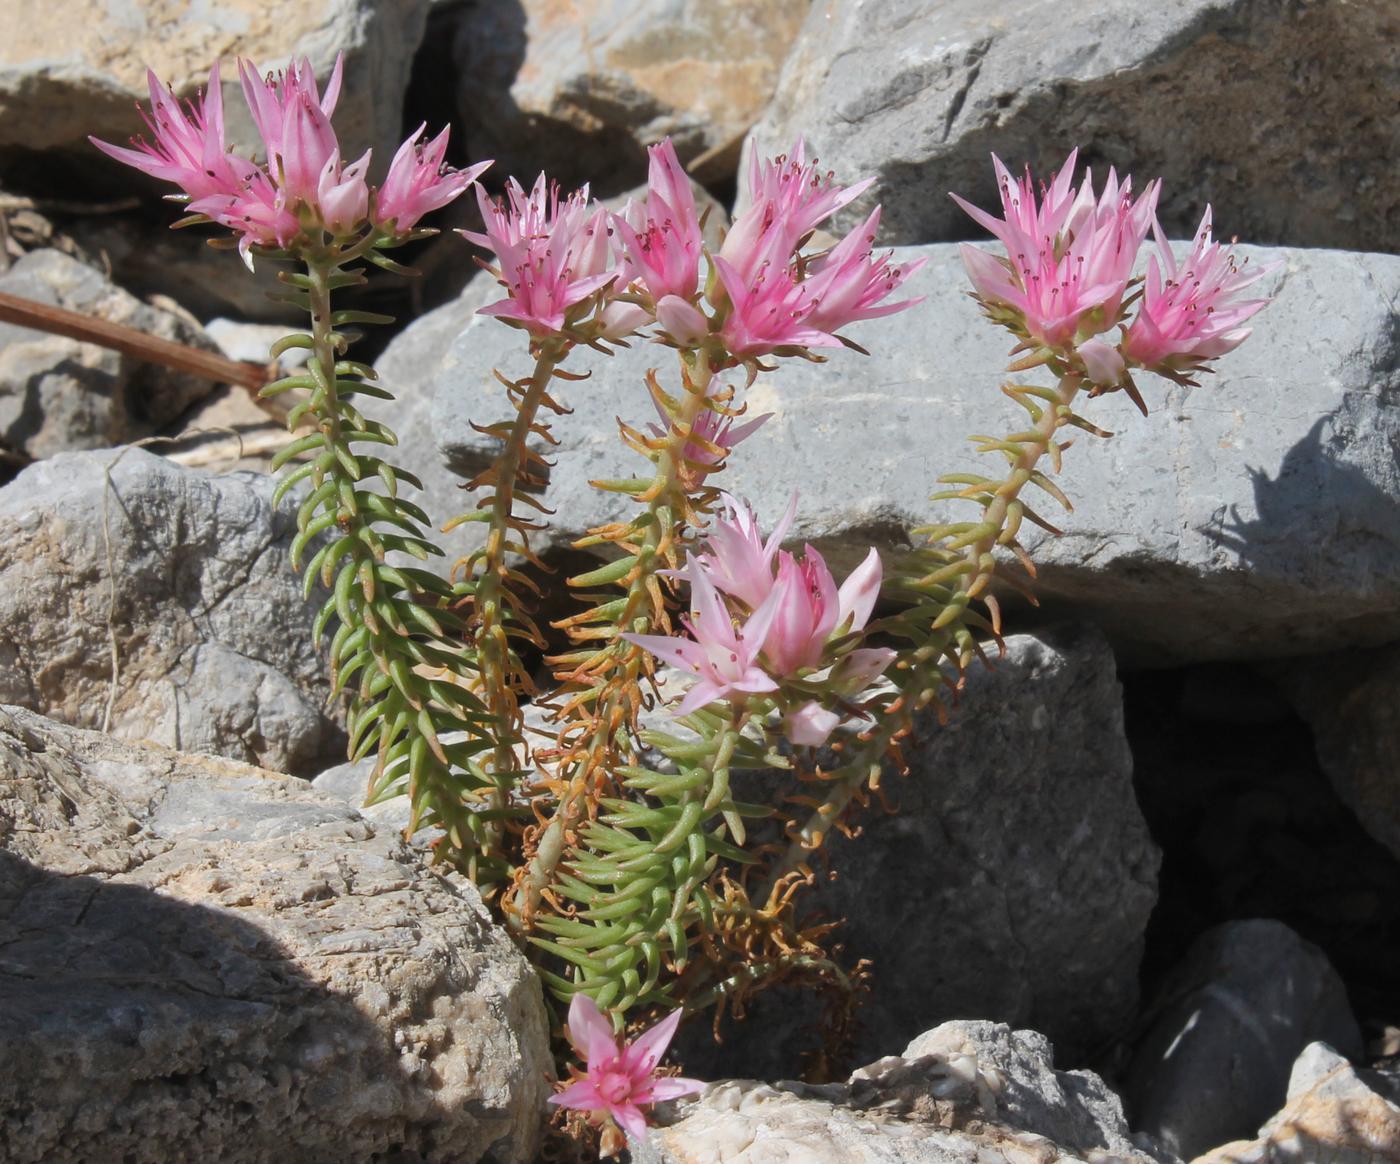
[
  {"left": 269, "top": 247, "right": 507, "bottom": 884},
  {"left": 506, "top": 349, "right": 717, "bottom": 933},
  {"left": 448, "top": 339, "right": 569, "bottom": 863},
  {"left": 762, "top": 366, "right": 1089, "bottom": 890},
  {"left": 535, "top": 703, "right": 753, "bottom": 1015}
]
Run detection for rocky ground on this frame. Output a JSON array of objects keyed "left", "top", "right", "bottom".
[{"left": 1, "top": 1, "right": 1398, "bottom": 1161}]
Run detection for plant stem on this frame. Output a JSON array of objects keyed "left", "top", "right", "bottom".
[
  {"left": 468, "top": 341, "right": 565, "bottom": 855},
  {"left": 286, "top": 251, "right": 496, "bottom": 879},
  {"left": 764, "top": 369, "right": 1085, "bottom": 889},
  {"left": 508, "top": 348, "right": 715, "bottom": 932}
]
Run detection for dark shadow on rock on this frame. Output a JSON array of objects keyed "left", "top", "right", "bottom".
[
  {"left": 1208, "top": 412, "right": 1400, "bottom": 581},
  {"left": 0, "top": 850, "right": 474, "bottom": 1163},
  {"left": 1124, "top": 663, "right": 1400, "bottom": 1066},
  {"left": 451, "top": 0, "right": 650, "bottom": 198}
]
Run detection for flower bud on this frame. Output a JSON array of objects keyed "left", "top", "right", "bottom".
[
  {"left": 786, "top": 701, "right": 841, "bottom": 747},
  {"left": 655, "top": 295, "right": 710, "bottom": 346}
]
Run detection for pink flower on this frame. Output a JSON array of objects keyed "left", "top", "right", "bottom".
[
  {"left": 801, "top": 207, "right": 926, "bottom": 335},
  {"left": 714, "top": 256, "right": 841, "bottom": 355},
  {"left": 463, "top": 174, "right": 619, "bottom": 336},
  {"left": 786, "top": 702, "right": 841, "bottom": 747},
  {"left": 655, "top": 295, "right": 709, "bottom": 346},
  {"left": 239, "top": 55, "right": 343, "bottom": 206},
  {"left": 375, "top": 123, "right": 490, "bottom": 236},
  {"left": 649, "top": 379, "right": 769, "bottom": 482},
  {"left": 711, "top": 146, "right": 922, "bottom": 357},
  {"left": 692, "top": 493, "right": 796, "bottom": 610},
  {"left": 1122, "top": 208, "right": 1274, "bottom": 372},
  {"left": 830, "top": 646, "right": 897, "bottom": 692},
  {"left": 719, "top": 138, "right": 873, "bottom": 287},
  {"left": 951, "top": 151, "right": 1159, "bottom": 350},
  {"left": 91, "top": 63, "right": 256, "bottom": 202},
  {"left": 614, "top": 139, "right": 703, "bottom": 303},
  {"left": 549, "top": 993, "right": 704, "bottom": 1143},
  {"left": 1076, "top": 337, "right": 1126, "bottom": 388},
  {"left": 762, "top": 546, "right": 883, "bottom": 676},
  {"left": 316, "top": 148, "right": 372, "bottom": 235},
  {"left": 623, "top": 559, "right": 779, "bottom": 715},
  {"left": 189, "top": 168, "right": 300, "bottom": 267}
]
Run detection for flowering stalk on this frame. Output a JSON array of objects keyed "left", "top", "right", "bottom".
[
  {"left": 509, "top": 349, "right": 721, "bottom": 933},
  {"left": 760, "top": 366, "right": 1092, "bottom": 891},
  {"left": 271, "top": 250, "right": 517, "bottom": 881},
  {"left": 762, "top": 151, "right": 1275, "bottom": 895},
  {"left": 91, "top": 56, "right": 508, "bottom": 878},
  {"left": 444, "top": 339, "right": 570, "bottom": 861}
]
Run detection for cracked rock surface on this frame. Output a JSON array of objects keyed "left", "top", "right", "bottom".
[
  {"left": 636, "top": 1019, "right": 1174, "bottom": 1164},
  {"left": 0, "top": 704, "right": 550, "bottom": 1164},
  {"left": 0, "top": 447, "right": 337, "bottom": 774},
  {"left": 745, "top": 0, "right": 1398, "bottom": 252},
  {"left": 418, "top": 243, "right": 1400, "bottom": 665}
]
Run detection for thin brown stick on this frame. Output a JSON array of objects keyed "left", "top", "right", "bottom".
[{"left": 0, "top": 290, "right": 273, "bottom": 393}]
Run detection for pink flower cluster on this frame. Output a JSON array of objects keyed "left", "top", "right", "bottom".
[
  {"left": 549, "top": 992, "right": 703, "bottom": 1143},
  {"left": 462, "top": 174, "right": 616, "bottom": 336},
  {"left": 467, "top": 137, "right": 925, "bottom": 353},
  {"left": 624, "top": 496, "right": 893, "bottom": 742},
  {"left": 93, "top": 58, "right": 488, "bottom": 262},
  {"left": 952, "top": 151, "right": 1274, "bottom": 386}
]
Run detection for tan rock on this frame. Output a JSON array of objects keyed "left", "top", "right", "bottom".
[
  {"left": 1192, "top": 1043, "right": 1400, "bottom": 1164},
  {"left": 0, "top": 0, "right": 429, "bottom": 163},
  {"left": 454, "top": 0, "right": 809, "bottom": 188}
]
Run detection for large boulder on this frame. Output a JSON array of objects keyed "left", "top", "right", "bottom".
[
  {"left": 413, "top": 243, "right": 1400, "bottom": 664},
  {"left": 1124, "top": 920, "right": 1363, "bottom": 1161},
  {"left": 0, "top": 448, "right": 337, "bottom": 774},
  {"left": 0, "top": 0, "right": 430, "bottom": 170},
  {"left": 746, "top": 0, "right": 1399, "bottom": 252},
  {"left": 0, "top": 249, "right": 219, "bottom": 458},
  {"left": 677, "top": 626, "right": 1157, "bottom": 1078},
  {"left": 0, "top": 704, "right": 550, "bottom": 1164},
  {"left": 452, "top": 0, "right": 809, "bottom": 189},
  {"left": 636, "top": 1020, "right": 1172, "bottom": 1164}
]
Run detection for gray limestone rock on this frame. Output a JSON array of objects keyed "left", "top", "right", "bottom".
[
  {"left": 0, "top": 704, "right": 550, "bottom": 1164},
  {"left": 372, "top": 272, "right": 506, "bottom": 576},
  {"left": 677, "top": 626, "right": 1158, "bottom": 1079},
  {"left": 0, "top": 447, "right": 337, "bottom": 774},
  {"left": 414, "top": 243, "right": 1400, "bottom": 664},
  {"left": 745, "top": 0, "right": 1399, "bottom": 252},
  {"left": 636, "top": 1019, "right": 1172, "bottom": 1164},
  {"left": 204, "top": 317, "right": 311, "bottom": 369},
  {"left": 1124, "top": 920, "right": 1363, "bottom": 1162},
  {"left": 0, "top": 249, "right": 219, "bottom": 458}
]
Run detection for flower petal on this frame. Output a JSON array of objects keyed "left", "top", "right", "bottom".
[
  {"left": 623, "top": 1007, "right": 683, "bottom": 1078},
  {"left": 567, "top": 992, "right": 620, "bottom": 1070},
  {"left": 613, "top": 1102, "right": 650, "bottom": 1144},
  {"left": 548, "top": 1079, "right": 607, "bottom": 1112},
  {"left": 647, "top": 1076, "right": 706, "bottom": 1102},
  {"left": 836, "top": 547, "right": 882, "bottom": 633}
]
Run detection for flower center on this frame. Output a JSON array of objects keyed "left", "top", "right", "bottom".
[{"left": 596, "top": 1069, "right": 633, "bottom": 1106}]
